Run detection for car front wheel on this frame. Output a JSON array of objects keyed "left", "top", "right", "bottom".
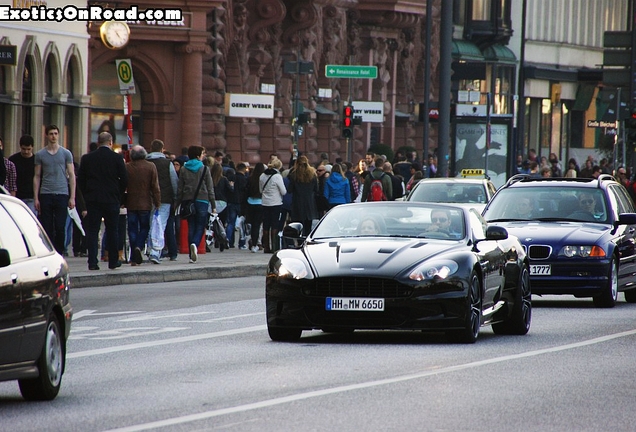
[
  {"left": 19, "top": 315, "right": 64, "bottom": 401},
  {"left": 448, "top": 271, "right": 481, "bottom": 344},
  {"left": 593, "top": 257, "right": 618, "bottom": 308},
  {"left": 492, "top": 265, "right": 531, "bottom": 335}
]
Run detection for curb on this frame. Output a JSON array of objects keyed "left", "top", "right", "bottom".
[{"left": 70, "top": 264, "right": 267, "bottom": 289}]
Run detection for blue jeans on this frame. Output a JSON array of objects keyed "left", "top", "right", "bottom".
[
  {"left": 38, "top": 193, "right": 69, "bottom": 255},
  {"left": 224, "top": 202, "right": 240, "bottom": 247},
  {"left": 164, "top": 206, "right": 179, "bottom": 259},
  {"left": 127, "top": 210, "right": 151, "bottom": 251},
  {"left": 148, "top": 204, "right": 171, "bottom": 260},
  {"left": 187, "top": 201, "right": 209, "bottom": 248}
]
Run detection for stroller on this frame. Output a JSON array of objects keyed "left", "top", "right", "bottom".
[{"left": 206, "top": 213, "right": 229, "bottom": 252}]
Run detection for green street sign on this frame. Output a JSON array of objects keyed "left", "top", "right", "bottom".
[{"left": 325, "top": 65, "right": 378, "bottom": 79}]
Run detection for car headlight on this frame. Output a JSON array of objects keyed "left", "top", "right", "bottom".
[
  {"left": 558, "top": 245, "right": 606, "bottom": 258},
  {"left": 275, "top": 257, "right": 311, "bottom": 279},
  {"left": 409, "top": 260, "right": 459, "bottom": 281}
]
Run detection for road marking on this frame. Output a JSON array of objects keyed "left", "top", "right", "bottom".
[
  {"left": 174, "top": 312, "right": 264, "bottom": 323},
  {"left": 67, "top": 325, "right": 266, "bottom": 359},
  {"left": 118, "top": 311, "right": 218, "bottom": 322},
  {"left": 73, "top": 310, "right": 144, "bottom": 320},
  {"left": 69, "top": 327, "right": 188, "bottom": 340},
  {"left": 102, "top": 328, "right": 636, "bottom": 432}
]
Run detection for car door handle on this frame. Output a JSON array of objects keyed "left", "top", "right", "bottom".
[
  {"left": 11, "top": 273, "right": 17, "bottom": 284},
  {"left": 42, "top": 267, "right": 49, "bottom": 277}
]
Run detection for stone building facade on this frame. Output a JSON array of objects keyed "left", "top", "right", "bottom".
[{"left": 88, "top": 0, "right": 440, "bottom": 166}]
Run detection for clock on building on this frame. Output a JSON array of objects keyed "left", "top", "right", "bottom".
[{"left": 99, "top": 21, "right": 130, "bottom": 50}]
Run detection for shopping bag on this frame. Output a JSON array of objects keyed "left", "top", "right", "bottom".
[
  {"left": 150, "top": 210, "right": 164, "bottom": 250},
  {"left": 212, "top": 213, "right": 229, "bottom": 251}
]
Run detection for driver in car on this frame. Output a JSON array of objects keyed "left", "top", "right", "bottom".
[
  {"left": 568, "top": 192, "right": 598, "bottom": 222},
  {"left": 425, "top": 209, "right": 453, "bottom": 234}
]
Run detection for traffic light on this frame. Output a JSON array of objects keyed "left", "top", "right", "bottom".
[
  {"left": 342, "top": 104, "right": 354, "bottom": 138},
  {"left": 627, "top": 107, "right": 636, "bottom": 142}
]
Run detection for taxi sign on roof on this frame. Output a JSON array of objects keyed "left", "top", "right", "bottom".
[{"left": 461, "top": 169, "right": 485, "bottom": 177}]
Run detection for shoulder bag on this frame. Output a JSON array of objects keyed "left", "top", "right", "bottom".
[{"left": 179, "top": 167, "right": 206, "bottom": 219}]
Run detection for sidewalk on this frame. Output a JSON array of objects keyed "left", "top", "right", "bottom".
[{"left": 67, "top": 247, "right": 272, "bottom": 288}]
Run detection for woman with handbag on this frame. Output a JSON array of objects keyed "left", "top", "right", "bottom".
[{"left": 176, "top": 146, "right": 216, "bottom": 263}]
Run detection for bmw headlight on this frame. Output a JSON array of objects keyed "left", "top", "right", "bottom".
[
  {"left": 275, "top": 258, "right": 311, "bottom": 279},
  {"left": 558, "top": 245, "right": 605, "bottom": 258},
  {"left": 409, "top": 260, "right": 459, "bottom": 281}
]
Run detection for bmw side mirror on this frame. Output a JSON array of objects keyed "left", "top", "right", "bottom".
[
  {"left": 617, "top": 213, "right": 636, "bottom": 226},
  {"left": 0, "top": 248, "right": 10, "bottom": 268}
]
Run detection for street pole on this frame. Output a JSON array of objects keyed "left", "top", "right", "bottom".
[
  {"left": 422, "top": 0, "right": 432, "bottom": 176},
  {"left": 437, "top": 0, "right": 452, "bottom": 177},
  {"left": 485, "top": 92, "right": 491, "bottom": 176}
]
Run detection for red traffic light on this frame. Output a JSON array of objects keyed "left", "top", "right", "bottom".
[{"left": 342, "top": 104, "right": 354, "bottom": 138}]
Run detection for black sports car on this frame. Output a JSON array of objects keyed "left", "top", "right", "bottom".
[{"left": 266, "top": 202, "right": 531, "bottom": 343}]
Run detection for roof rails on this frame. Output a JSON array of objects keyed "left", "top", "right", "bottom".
[
  {"left": 597, "top": 173, "right": 616, "bottom": 188},
  {"left": 503, "top": 173, "right": 529, "bottom": 188}
]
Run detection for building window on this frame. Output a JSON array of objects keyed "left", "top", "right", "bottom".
[
  {"left": 464, "top": 0, "right": 512, "bottom": 44},
  {"left": 471, "top": 0, "right": 492, "bottom": 20},
  {"left": 90, "top": 62, "right": 141, "bottom": 147},
  {"left": 21, "top": 56, "right": 33, "bottom": 135},
  {"left": 493, "top": 65, "right": 513, "bottom": 115}
]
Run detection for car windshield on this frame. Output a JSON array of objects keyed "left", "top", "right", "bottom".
[
  {"left": 311, "top": 204, "right": 466, "bottom": 240},
  {"left": 408, "top": 182, "right": 486, "bottom": 204},
  {"left": 483, "top": 186, "right": 609, "bottom": 223}
]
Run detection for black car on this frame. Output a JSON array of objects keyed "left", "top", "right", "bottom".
[
  {"left": 266, "top": 202, "right": 531, "bottom": 343},
  {"left": 0, "top": 194, "right": 72, "bottom": 400},
  {"left": 482, "top": 174, "right": 636, "bottom": 307}
]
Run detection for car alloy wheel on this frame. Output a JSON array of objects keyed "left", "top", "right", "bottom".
[
  {"left": 448, "top": 271, "right": 481, "bottom": 344},
  {"left": 18, "top": 315, "right": 64, "bottom": 401},
  {"left": 593, "top": 257, "right": 618, "bottom": 308},
  {"left": 492, "top": 265, "right": 532, "bottom": 335}
]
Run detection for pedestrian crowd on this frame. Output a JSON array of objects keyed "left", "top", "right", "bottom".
[{"left": 2, "top": 131, "right": 432, "bottom": 270}]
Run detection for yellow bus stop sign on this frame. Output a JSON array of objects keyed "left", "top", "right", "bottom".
[{"left": 116, "top": 59, "right": 136, "bottom": 95}]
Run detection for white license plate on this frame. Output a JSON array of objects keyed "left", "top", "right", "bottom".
[
  {"left": 530, "top": 265, "right": 551, "bottom": 275},
  {"left": 326, "top": 297, "right": 385, "bottom": 311}
]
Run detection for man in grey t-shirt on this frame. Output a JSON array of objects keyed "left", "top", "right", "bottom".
[{"left": 34, "top": 124, "right": 76, "bottom": 254}]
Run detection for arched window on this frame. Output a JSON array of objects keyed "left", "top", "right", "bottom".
[
  {"left": 90, "top": 61, "right": 141, "bottom": 148},
  {"left": 21, "top": 56, "right": 33, "bottom": 135}
]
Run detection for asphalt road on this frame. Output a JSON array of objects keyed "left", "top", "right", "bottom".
[{"left": 2, "top": 277, "right": 636, "bottom": 432}]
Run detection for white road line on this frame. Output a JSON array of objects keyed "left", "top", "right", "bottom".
[
  {"left": 73, "top": 310, "right": 144, "bottom": 320},
  {"left": 67, "top": 325, "right": 266, "bottom": 359},
  {"left": 103, "top": 328, "right": 636, "bottom": 432},
  {"left": 118, "top": 311, "right": 218, "bottom": 322},
  {"left": 173, "top": 312, "right": 264, "bottom": 323}
]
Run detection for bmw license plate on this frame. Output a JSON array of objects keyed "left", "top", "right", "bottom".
[
  {"left": 530, "top": 265, "right": 551, "bottom": 275},
  {"left": 326, "top": 297, "right": 384, "bottom": 311}
]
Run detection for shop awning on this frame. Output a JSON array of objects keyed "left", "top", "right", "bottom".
[
  {"left": 572, "top": 84, "right": 597, "bottom": 111},
  {"left": 482, "top": 44, "right": 517, "bottom": 64},
  {"left": 314, "top": 104, "right": 337, "bottom": 115},
  {"left": 452, "top": 40, "right": 484, "bottom": 62},
  {"left": 394, "top": 110, "right": 411, "bottom": 118}
]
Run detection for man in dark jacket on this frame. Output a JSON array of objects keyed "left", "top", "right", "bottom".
[
  {"left": 361, "top": 157, "right": 393, "bottom": 201},
  {"left": 382, "top": 162, "right": 405, "bottom": 200},
  {"left": 78, "top": 132, "right": 128, "bottom": 270}
]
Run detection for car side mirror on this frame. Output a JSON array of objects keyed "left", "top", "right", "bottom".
[
  {"left": 485, "top": 225, "right": 508, "bottom": 241},
  {"left": 473, "top": 225, "right": 508, "bottom": 251},
  {"left": 0, "top": 248, "right": 10, "bottom": 268},
  {"left": 617, "top": 213, "right": 636, "bottom": 226},
  {"left": 282, "top": 222, "right": 305, "bottom": 249}
]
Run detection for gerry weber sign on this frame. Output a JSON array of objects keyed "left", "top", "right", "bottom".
[
  {"left": 225, "top": 94, "right": 275, "bottom": 119},
  {"left": 352, "top": 101, "right": 384, "bottom": 123}
]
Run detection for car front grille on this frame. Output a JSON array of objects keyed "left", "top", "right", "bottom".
[
  {"left": 308, "top": 277, "right": 413, "bottom": 298},
  {"left": 528, "top": 245, "right": 552, "bottom": 260}
]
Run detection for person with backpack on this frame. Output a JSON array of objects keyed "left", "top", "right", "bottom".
[{"left": 362, "top": 157, "right": 393, "bottom": 202}]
